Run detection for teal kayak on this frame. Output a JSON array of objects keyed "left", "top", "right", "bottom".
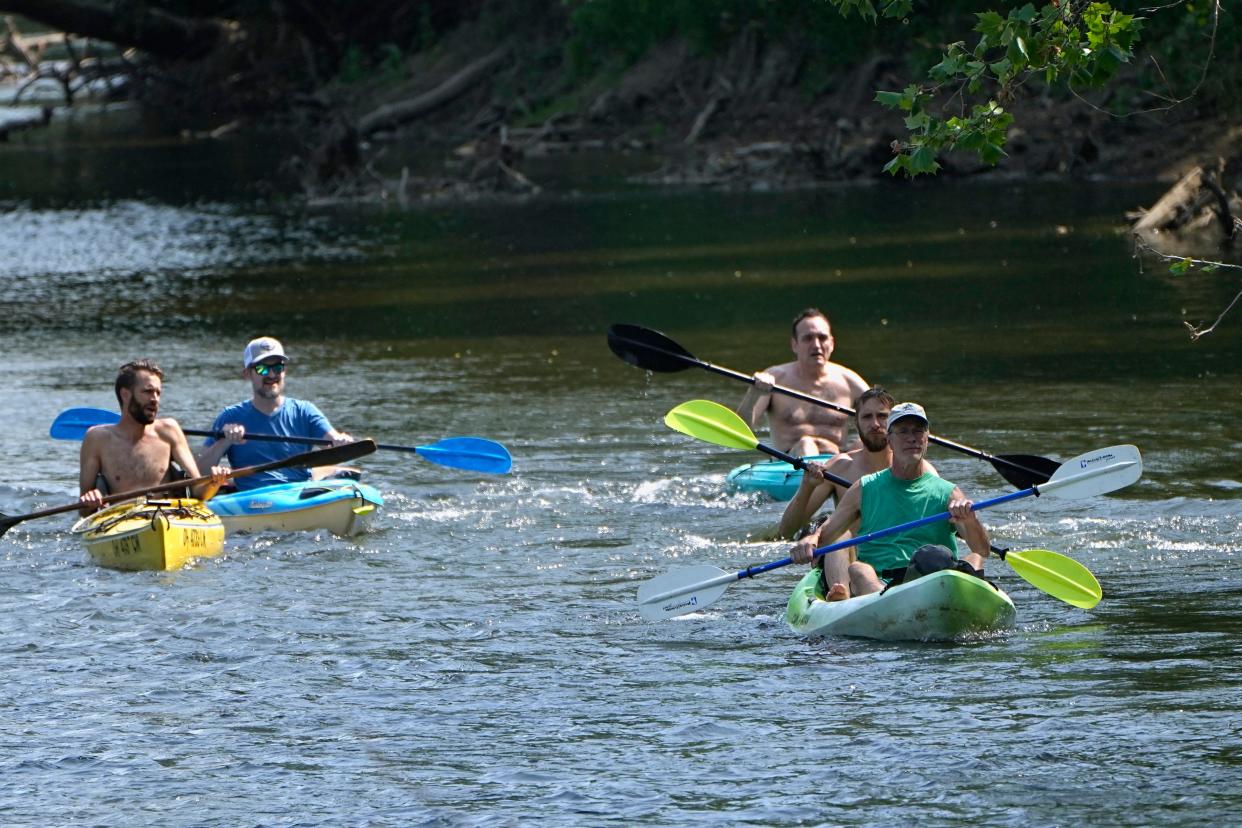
[
  {"left": 785, "top": 568, "right": 1015, "bottom": 641},
  {"left": 207, "top": 479, "right": 383, "bottom": 537},
  {"left": 725, "top": 453, "right": 833, "bottom": 501}
]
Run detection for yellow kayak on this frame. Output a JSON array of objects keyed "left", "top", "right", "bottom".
[{"left": 72, "top": 497, "right": 225, "bottom": 571}]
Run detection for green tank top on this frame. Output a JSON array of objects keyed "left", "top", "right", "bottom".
[{"left": 857, "top": 469, "right": 958, "bottom": 574}]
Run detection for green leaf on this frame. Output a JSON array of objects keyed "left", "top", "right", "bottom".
[
  {"left": 882, "top": 155, "right": 907, "bottom": 176},
  {"left": 976, "top": 11, "right": 1006, "bottom": 39},
  {"left": 1169, "top": 259, "right": 1193, "bottom": 276},
  {"left": 908, "top": 145, "right": 941, "bottom": 175},
  {"left": 874, "top": 90, "right": 905, "bottom": 109}
]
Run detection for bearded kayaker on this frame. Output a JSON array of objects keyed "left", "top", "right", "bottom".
[
  {"left": 735, "top": 308, "right": 869, "bottom": 456},
  {"left": 195, "top": 337, "right": 355, "bottom": 491},
  {"left": 788, "top": 402, "right": 990, "bottom": 600},
  {"left": 775, "top": 386, "right": 938, "bottom": 540},
  {"left": 78, "top": 360, "right": 229, "bottom": 515}
]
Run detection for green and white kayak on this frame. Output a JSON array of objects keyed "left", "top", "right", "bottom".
[
  {"left": 785, "top": 568, "right": 1016, "bottom": 641},
  {"left": 725, "top": 453, "right": 833, "bottom": 501}
]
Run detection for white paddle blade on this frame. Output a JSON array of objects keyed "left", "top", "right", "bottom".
[
  {"left": 1039, "top": 444, "right": 1142, "bottom": 499},
  {"left": 637, "top": 564, "right": 733, "bottom": 621}
]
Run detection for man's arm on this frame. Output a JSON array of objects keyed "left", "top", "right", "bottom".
[
  {"left": 790, "top": 480, "right": 861, "bottom": 564},
  {"left": 78, "top": 429, "right": 105, "bottom": 515},
  {"left": 948, "top": 486, "right": 990, "bottom": 570},
  {"left": 777, "top": 457, "right": 847, "bottom": 539},
  {"left": 165, "top": 421, "right": 224, "bottom": 502},
  {"left": 735, "top": 369, "right": 775, "bottom": 431}
]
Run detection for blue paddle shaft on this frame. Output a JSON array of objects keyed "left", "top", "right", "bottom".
[{"left": 733, "top": 488, "right": 1038, "bottom": 582}]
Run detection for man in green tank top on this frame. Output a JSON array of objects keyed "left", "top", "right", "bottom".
[{"left": 789, "top": 402, "right": 990, "bottom": 600}]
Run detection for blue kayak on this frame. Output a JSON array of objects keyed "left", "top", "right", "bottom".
[
  {"left": 725, "top": 453, "right": 834, "bottom": 501},
  {"left": 207, "top": 479, "right": 383, "bottom": 537}
]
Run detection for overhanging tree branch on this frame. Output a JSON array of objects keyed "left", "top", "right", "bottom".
[{"left": 0, "top": 0, "right": 228, "bottom": 59}]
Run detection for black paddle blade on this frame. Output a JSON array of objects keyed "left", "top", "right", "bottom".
[
  {"left": 606, "top": 324, "right": 698, "bottom": 373},
  {"left": 0, "top": 514, "right": 16, "bottom": 538},
  {"left": 992, "top": 454, "right": 1061, "bottom": 489}
]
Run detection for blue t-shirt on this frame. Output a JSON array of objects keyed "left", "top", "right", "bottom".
[{"left": 205, "top": 398, "right": 333, "bottom": 490}]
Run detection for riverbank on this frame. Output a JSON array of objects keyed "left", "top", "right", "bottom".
[{"left": 313, "top": 28, "right": 1240, "bottom": 206}]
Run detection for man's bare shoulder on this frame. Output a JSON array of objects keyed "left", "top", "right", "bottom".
[
  {"left": 823, "top": 448, "right": 866, "bottom": 481},
  {"left": 829, "top": 361, "right": 868, "bottom": 387},
  {"left": 765, "top": 360, "right": 800, "bottom": 380},
  {"left": 152, "top": 418, "right": 188, "bottom": 443},
  {"left": 81, "top": 424, "right": 116, "bottom": 446}
]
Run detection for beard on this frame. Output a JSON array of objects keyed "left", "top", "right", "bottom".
[
  {"left": 255, "top": 382, "right": 282, "bottom": 400},
  {"left": 860, "top": 431, "right": 888, "bottom": 452},
  {"left": 129, "top": 397, "right": 156, "bottom": 425}
]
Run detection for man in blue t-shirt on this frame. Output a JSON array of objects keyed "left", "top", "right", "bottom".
[{"left": 196, "top": 337, "right": 354, "bottom": 491}]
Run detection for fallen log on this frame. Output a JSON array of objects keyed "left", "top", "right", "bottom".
[
  {"left": 1132, "top": 163, "right": 1240, "bottom": 255},
  {"left": 357, "top": 45, "right": 511, "bottom": 138}
]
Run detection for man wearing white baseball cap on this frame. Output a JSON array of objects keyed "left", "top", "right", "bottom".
[
  {"left": 789, "top": 401, "right": 991, "bottom": 600},
  {"left": 196, "top": 336, "right": 354, "bottom": 491}
]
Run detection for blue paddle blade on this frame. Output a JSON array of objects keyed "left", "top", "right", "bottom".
[
  {"left": 50, "top": 407, "right": 118, "bottom": 440},
  {"left": 414, "top": 437, "right": 512, "bottom": 474}
]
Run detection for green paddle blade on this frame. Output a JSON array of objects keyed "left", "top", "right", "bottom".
[
  {"left": 664, "top": 400, "right": 759, "bottom": 451},
  {"left": 1005, "top": 548, "right": 1102, "bottom": 609}
]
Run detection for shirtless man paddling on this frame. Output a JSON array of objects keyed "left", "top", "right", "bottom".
[
  {"left": 79, "top": 360, "right": 227, "bottom": 515},
  {"left": 736, "top": 308, "right": 869, "bottom": 456}
]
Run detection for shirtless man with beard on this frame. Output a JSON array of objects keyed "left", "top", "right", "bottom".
[
  {"left": 736, "top": 308, "right": 869, "bottom": 456},
  {"left": 78, "top": 360, "right": 228, "bottom": 515},
  {"left": 196, "top": 336, "right": 354, "bottom": 492}
]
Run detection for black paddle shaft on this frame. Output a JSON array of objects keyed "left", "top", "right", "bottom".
[{"left": 607, "top": 323, "right": 1059, "bottom": 488}]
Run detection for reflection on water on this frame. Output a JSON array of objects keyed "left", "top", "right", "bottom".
[{"left": 0, "top": 126, "right": 1240, "bottom": 826}]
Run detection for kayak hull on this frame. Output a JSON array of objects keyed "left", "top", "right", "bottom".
[
  {"left": 726, "top": 454, "right": 833, "bottom": 501},
  {"left": 207, "top": 479, "right": 383, "bottom": 536},
  {"left": 786, "top": 568, "right": 1015, "bottom": 641},
  {"left": 73, "top": 498, "right": 225, "bottom": 572}
]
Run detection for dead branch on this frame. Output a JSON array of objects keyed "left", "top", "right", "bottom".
[{"left": 357, "top": 45, "right": 511, "bottom": 138}]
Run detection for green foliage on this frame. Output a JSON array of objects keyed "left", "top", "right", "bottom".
[
  {"left": 826, "top": 0, "right": 913, "bottom": 22},
  {"left": 335, "top": 41, "right": 409, "bottom": 85},
  {"left": 874, "top": 2, "right": 1145, "bottom": 176},
  {"left": 562, "top": 0, "right": 888, "bottom": 81},
  {"left": 338, "top": 44, "right": 368, "bottom": 85}
]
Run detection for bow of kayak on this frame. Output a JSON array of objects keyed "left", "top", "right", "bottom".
[
  {"left": 72, "top": 497, "right": 225, "bottom": 571},
  {"left": 207, "top": 479, "right": 383, "bottom": 536},
  {"left": 786, "top": 568, "right": 1016, "bottom": 641},
  {"left": 725, "top": 453, "right": 833, "bottom": 501}
]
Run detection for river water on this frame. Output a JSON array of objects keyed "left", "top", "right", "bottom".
[{"left": 1, "top": 110, "right": 1240, "bottom": 826}]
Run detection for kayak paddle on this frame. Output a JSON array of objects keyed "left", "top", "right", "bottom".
[
  {"left": 662, "top": 400, "right": 1103, "bottom": 609},
  {"left": 50, "top": 407, "right": 513, "bottom": 474},
  {"left": 0, "top": 439, "right": 379, "bottom": 538},
  {"left": 640, "top": 411, "right": 1139, "bottom": 619},
  {"left": 607, "top": 323, "right": 1061, "bottom": 489}
]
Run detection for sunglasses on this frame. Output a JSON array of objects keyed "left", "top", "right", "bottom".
[{"left": 253, "top": 362, "right": 287, "bottom": 376}]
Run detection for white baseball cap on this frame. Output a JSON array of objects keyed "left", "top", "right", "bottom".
[
  {"left": 243, "top": 336, "right": 289, "bottom": 369},
  {"left": 887, "top": 402, "right": 928, "bottom": 432}
]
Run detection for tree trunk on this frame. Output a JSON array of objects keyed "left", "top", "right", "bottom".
[{"left": 0, "top": 0, "right": 228, "bottom": 59}]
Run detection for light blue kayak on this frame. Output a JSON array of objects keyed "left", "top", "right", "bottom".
[
  {"left": 725, "top": 453, "right": 833, "bottom": 501},
  {"left": 207, "top": 479, "right": 383, "bottom": 537}
]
